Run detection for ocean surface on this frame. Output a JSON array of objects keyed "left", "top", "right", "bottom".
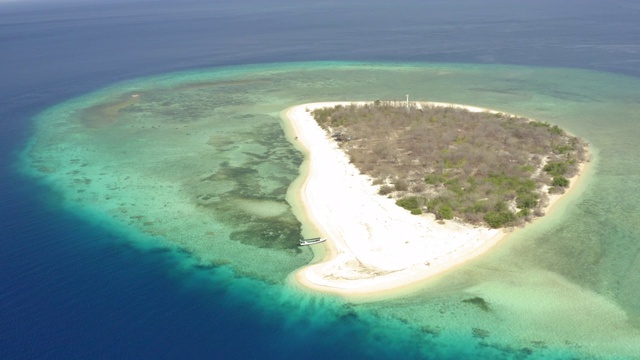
[{"left": 2, "top": 1, "right": 640, "bottom": 359}]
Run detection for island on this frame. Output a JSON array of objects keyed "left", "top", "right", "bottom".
[{"left": 282, "top": 101, "right": 589, "bottom": 298}]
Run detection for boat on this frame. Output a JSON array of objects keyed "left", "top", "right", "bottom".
[{"left": 298, "top": 237, "right": 326, "bottom": 246}]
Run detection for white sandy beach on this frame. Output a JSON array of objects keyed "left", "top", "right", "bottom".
[{"left": 283, "top": 102, "right": 587, "bottom": 297}]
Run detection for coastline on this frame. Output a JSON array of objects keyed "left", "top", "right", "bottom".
[{"left": 282, "top": 102, "right": 590, "bottom": 299}]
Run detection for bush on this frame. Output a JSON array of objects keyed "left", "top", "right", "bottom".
[
  {"left": 519, "top": 164, "right": 535, "bottom": 173},
  {"left": 426, "top": 198, "right": 441, "bottom": 211},
  {"left": 487, "top": 173, "right": 529, "bottom": 192},
  {"left": 424, "top": 174, "right": 446, "bottom": 185},
  {"left": 518, "top": 179, "right": 537, "bottom": 192},
  {"left": 549, "top": 125, "right": 565, "bottom": 135},
  {"left": 516, "top": 193, "right": 538, "bottom": 209},
  {"left": 551, "top": 176, "right": 569, "bottom": 187},
  {"left": 396, "top": 197, "right": 421, "bottom": 211},
  {"left": 553, "top": 144, "right": 574, "bottom": 154},
  {"left": 438, "top": 204, "right": 454, "bottom": 220},
  {"left": 445, "top": 178, "right": 465, "bottom": 196},
  {"left": 410, "top": 208, "right": 423, "bottom": 215},
  {"left": 410, "top": 182, "right": 426, "bottom": 192},
  {"left": 543, "top": 161, "right": 568, "bottom": 177},
  {"left": 464, "top": 202, "right": 487, "bottom": 214},
  {"left": 493, "top": 201, "right": 509, "bottom": 212},
  {"left": 484, "top": 210, "right": 516, "bottom": 228},
  {"left": 394, "top": 179, "right": 409, "bottom": 191},
  {"left": 378, "top": 185, "right": 394, "bottom": 195}
]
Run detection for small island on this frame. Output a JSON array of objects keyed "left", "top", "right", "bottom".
[{"left": 283, "top": 101, "right": 589, "bottom": 297}]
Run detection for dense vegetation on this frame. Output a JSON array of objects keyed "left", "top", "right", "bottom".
[{"left": 311, "top": 102, "right": 588, "bottom": 228}]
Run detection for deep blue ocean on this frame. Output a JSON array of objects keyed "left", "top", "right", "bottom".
[{"left": 2, "top": 1, "right": 640, "bottom": 358}]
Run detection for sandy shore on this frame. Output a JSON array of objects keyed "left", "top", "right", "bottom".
[{"left": 282, "top": 101, "right": 588, "bottom": 298}]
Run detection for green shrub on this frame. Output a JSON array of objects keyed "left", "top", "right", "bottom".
[
  {"left": 549, "top": 125, "right": 565, "bottom": 135},
  {"left": 517, "top": 179, "right": 537, "bottom": 193},
  {"left": 543, "top": 161, "right": 568, "bottom": 177},
  {"left": 493, "top": 201, "right": 509, "bottom": 212},
  {"left": 516, "top": 193, "right": 538, "bottom": 209},
  {"left": 465, "top": 201, "right": 488, "bottom": 214},
  {"left": 424, "top": 174, "right": 446, "bottom": 185},
  {"left": 519, "top": 164, "right": 535, "bottom": 173},
  {"left": 484, "top": 210, "right": 516, "bottom": 228},
  {"left": 438, "top": 204, "right": 454, "bottom": 220},
  {"left": 530, "top": 121, "right": 551, "bottom": 128},
  {"left": 487, "top": 173, "right": 521, "bottom": 190},
  {"left": 447, "top": 182, "right": 465, "bottom": 196},
  {"left": 396, "top": 197, "right": 420, "bottom": 211},
  {"left": 426, "top": 198, "right": 441, "bottom": 211},
  {"left": 553, "top": 144, "right": 574, "bottom": 154},
  {"left": 410, "top": 208, "right": 423, "bottom": 215},
  {"left": 551, "top": 176, "right": 569, "bottom": 187}
]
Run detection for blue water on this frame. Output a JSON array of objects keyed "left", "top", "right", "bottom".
[{"left": 2, "top": 1, "right": 640, "bottom": 359}]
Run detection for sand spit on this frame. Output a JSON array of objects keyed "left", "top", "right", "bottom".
[{"left": 283, "top": 102, "right": 587, "bottom": 298}]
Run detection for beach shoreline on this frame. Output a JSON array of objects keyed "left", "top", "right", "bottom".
[{"left": 282, "top": 101, "right": 590, "bottom": 299}]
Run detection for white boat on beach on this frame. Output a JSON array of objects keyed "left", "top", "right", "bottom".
[{"left": 299, "top": 237, "right": 326, "bottom": 246}]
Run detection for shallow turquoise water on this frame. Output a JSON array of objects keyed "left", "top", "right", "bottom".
[{"left": 21, "top": 62, "right": 640, "bottom": 358}]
